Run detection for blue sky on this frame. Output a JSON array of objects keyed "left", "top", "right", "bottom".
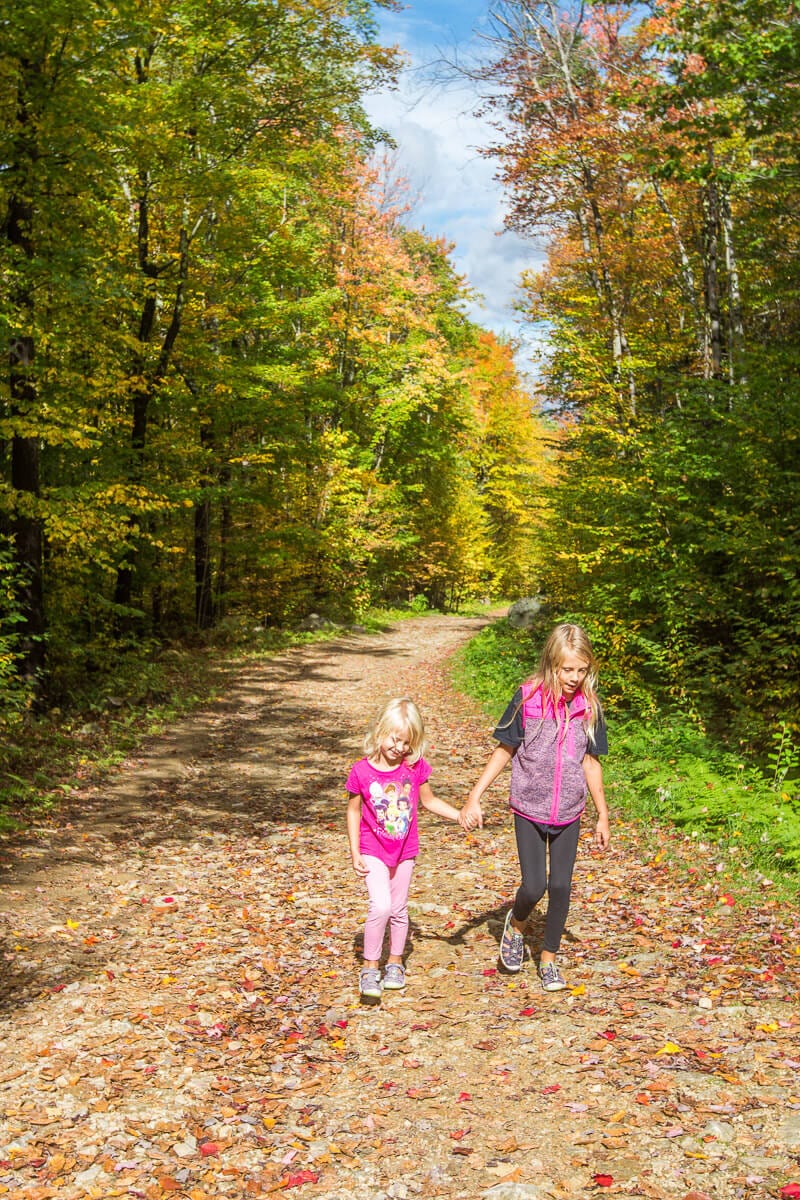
[{"left": 364, "top": 0, "right": 548, "bottom": 366}]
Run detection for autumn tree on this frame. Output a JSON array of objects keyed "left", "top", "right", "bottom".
[{"left": 475, "top": 0, "right": 800, "bottom": 746}]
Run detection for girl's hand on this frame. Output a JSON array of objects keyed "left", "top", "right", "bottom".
[
  {"left": 594, "top": 815, "right": 610, "bottom": 851},
  {"left": 459, "top": 797, "right": 483, "bottom": 831},
  {"left": 352, "top": 854, "right": 370, "bottom": 877}
]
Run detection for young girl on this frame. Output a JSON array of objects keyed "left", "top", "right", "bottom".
[
  {"left": 460, "top": 623, "right": 610, "bottom": 991},
  {"left": 346, "top": 697, "right": 463, "bottom": 1004}
]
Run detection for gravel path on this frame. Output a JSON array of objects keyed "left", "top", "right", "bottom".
[{"left": 1, "top": 614, "right": 798, "bottom": 1200}]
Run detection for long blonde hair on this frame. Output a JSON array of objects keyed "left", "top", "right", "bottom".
[
  {"left": 533, "top": 623, "right": 601, "bottom": 736},
  {"left": 363, "top": 697, "right": 426, "bottom": 764}
]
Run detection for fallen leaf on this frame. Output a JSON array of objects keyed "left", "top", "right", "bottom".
[{"left": 283, "top": 1170, "right": 320, "bottom": 1188}]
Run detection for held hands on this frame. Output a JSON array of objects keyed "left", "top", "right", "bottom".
[{"left": 459, "top": 795, "right": 483, "bottom": 832}]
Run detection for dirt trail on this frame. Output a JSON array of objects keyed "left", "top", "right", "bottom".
[{"left": 1, "top": 615, "right": 798, "bottom": 1200}]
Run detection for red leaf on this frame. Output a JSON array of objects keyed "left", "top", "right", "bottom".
[
  {"left": 482, "top": 968, "right": 497, "bottom": 976},
  {"left": 593, "top": 1174, "right": 613, "bottom": 1187},
  {"left": 719, "top": 893, "right": 735, "bottom": 906},
  {"left": 457, "top": 1091, "right": 471, "bottom": 1102},
  {"left": 519, "top": 1006, "right": 536, "bottom": 1016},
  {"left": 599, "top": 1029, "right": 617, "bottom": 1040},
  {"left": 283, "top": 1170, "right": 319, "bottom": 1189},
  {"left": 199, "top": 1142, "right": 219, "bottom": 1157},
  {"left": 449, "top": 1129, "right": 470, "bottom": 1140},
  {"left": 780, "top": 1186, "right": 800, "bottom": 1199},
  {"left": 334, "top": 1020, "right": 348, "bottom": 1029},
  {"left": 105, "top": 970, "right": 115, "bottom": 981},
  {"left": 542, "top": 1084, "right": 561, "bottom": 1094},
  {"left": 50, "top": 984, "right": 66, "bottom": 993}
]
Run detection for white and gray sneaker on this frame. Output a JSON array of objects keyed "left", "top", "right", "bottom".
[
  {"left": 499, "top": 910, "right": 525, "bottom": 972},
  {"left": 359, "top": 966, "right": 382, "bottom": 1004},
  {"left": 539, "top": 961, "right": 567, "bottom": 992},
  {"left": 382, "top": 962, "right": 406, "bottom": 990}
]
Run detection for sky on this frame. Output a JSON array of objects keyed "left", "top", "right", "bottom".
[{"left": 363, "top": 0, "right": 549, "bottom": 369}]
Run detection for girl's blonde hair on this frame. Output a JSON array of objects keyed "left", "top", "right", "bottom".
[
  {"left": 363, "top": 697, "right": 426, "bottom": 764},
  {"left": 533, "top": 622, "right": 601, "bottom": 736}
]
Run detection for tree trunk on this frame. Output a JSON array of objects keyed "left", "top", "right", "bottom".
[
  {"left": 721, "top": 191, "right": 744, "bottom": 386},
  {"left": 703, "top": 160, "right": 723, "bottom": 380},
  {"left": 652, "top": 177, "right": 704, "bottom": 358},
  {"left": 4, "top": 65, "right": 47, "bottom": 686},
  {"left": 10, "top": 336, "right": 46, "bottom": 684}
]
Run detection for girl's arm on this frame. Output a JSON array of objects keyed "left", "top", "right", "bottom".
[
  {"left": 419, "top": 782, "right": 461, "bottom": 822},
  {"left": 583, "top": 754, "right": 610, "bottom": 850},
  {"left": 346, "top": 792, "right": 370, "bottom": 876},
  {"left": 460, "top": 743, "right": 515, "bottom": 830}
]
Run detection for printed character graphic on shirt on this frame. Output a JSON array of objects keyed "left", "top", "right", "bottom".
[
  {"left": 368, "top": 777, "right": 412, "bottom": 840},
  {"left": 395, "top": 796, "right": 411, "bottom": 837},
  {"left": 383, "top": 783, "right": 400, "bottom": 836},
  {"left": 369, "top": 781, "right": 389, "bottom": 830}
]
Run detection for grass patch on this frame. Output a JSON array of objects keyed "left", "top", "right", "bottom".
[{"left": 451, "top": 617, "right": 800, "bottom": 901}]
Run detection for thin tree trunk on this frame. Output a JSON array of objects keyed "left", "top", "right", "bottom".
[
  {"left": 703, "top": 154, "right": 723, "bottom": 380},
  {"left": 4, "top": 63, "right": 46, "bottom": 684},
  {"left": 194, "top": 421, "right": 215, "bottom": 630},
  {"left": 721, "top": 191, "right": 744, "bottom": 386},
  {"left": 652, "top": 177, "right": 704, "bottom": 357}
]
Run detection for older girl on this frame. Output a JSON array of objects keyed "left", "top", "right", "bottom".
[{"left": 461, "top": 623, "right": 610, "bottom": 991}]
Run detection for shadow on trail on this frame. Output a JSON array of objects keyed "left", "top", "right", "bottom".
[{"left": 0, "top": 616, "right": 494, "bottom": 1013}]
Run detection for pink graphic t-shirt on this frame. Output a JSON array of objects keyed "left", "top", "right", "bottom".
[{"left": 346, "top": 755, "right": 432, "bottom": 868}]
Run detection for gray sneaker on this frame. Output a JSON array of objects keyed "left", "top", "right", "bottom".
[
  {"left": 499, "top": 910, "right": 525, "bottom": 972},
  {"left": 539, "top": 961, "right": 567, "bottom": 992},
  {"left": 359, "top": 967, "right": 382, "bottom": 1004},
  {"left": 382, "top": 962, "right": 406, "bottom": 990}
]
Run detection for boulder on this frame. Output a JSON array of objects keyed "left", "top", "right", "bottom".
[{"left": 506, "top": 597, "right": 542, "bottom": 629}]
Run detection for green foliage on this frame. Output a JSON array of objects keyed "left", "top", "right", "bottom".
[
  {"left": 450, "top": 618, "right": 536, "bottom": 714},
  {"left": 0, "top": 0, "right": 551, "bottom": 720},
  {"left": 0, "top": 536, "right": 34, "bottom": 726}
]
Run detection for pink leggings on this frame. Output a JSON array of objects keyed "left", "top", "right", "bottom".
[{"left": 362, "top": 856, "right": 415, "bottom": 961}]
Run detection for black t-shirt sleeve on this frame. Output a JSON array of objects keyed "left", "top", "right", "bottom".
[
  {"left": 493, "top": 688, "right": 525, "bottom": 749},
  {"left": 587, "top": 711, "right": 609, "bottom": 756}
]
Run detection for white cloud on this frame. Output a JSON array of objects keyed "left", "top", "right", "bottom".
[{"left": 363, "top": 10, "right": 548, "bottom": 367}]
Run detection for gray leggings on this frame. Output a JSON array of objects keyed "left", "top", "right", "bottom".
[{"left": 511, "top": 813, "right": 581, "bottom": 954}]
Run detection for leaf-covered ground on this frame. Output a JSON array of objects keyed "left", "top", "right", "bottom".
[{"left": 1, "top": 615, "right": 799, "bottom": 1200}]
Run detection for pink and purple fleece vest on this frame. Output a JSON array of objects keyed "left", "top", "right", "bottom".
[{"left": 509, "top": 683, "right": 591, "bottom": 825}]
